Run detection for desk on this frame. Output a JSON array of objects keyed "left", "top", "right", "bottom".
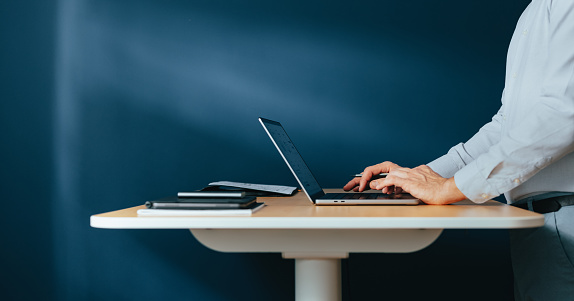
[{"left": 91, "top": 189, "right": 543, "bottom": 301}]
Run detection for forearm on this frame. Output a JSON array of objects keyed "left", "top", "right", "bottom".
[{"left": 429, "top": 105, "right": 505, "bottom": 178}]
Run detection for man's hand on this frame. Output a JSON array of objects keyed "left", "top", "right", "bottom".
[
  {"left": 370, "top": 165, "right": 466, "bottom": 205},
  {"left": 343, "top": 161, "right": 401, "bottom": 192}
]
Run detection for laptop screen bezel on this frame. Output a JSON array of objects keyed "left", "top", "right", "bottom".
[{"left": 259, "top": 117, "right": 326, "bottom": 203}]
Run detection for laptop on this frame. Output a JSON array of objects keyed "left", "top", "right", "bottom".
[{"left": 259, "top": 117, "right": 420, "bottom": 205}]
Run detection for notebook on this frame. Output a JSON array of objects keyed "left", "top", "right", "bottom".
[{"left": 259, "top": 117, "right": 419, "bottom": 206}]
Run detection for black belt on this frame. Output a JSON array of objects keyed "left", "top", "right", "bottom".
[{"left": 513, "top": 194, "right": 574, "bottom": 214}]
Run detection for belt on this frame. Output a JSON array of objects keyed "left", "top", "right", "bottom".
[{"left": 513, "top": 194, "right": 574, "bottom": 214}]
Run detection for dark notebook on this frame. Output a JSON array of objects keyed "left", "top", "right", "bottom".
[{"left": 145, "top": 196, "right": 257, "bottom": 209}]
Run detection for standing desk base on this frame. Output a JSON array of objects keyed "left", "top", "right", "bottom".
[
  {"left": 191, "top": 229, "right": 443, "bottom": 301},
  {"left": 294, "top": 258, "right": 342, "bottom": 301}
]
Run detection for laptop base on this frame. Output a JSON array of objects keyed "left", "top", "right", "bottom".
[{"left": 315, "top": 193, "right": 420, "bottom": 205}]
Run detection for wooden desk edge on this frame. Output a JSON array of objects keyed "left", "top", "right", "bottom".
[{"left": 90, "top": 204, "right": 544, "bottom": 230}]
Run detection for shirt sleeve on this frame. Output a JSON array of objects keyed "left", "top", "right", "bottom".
[
  {"left": 454, "top": 1, "right": 574, "bottom": 203},
  {"left": 428, "top": 104, "right": 505, "bottom": 178}
]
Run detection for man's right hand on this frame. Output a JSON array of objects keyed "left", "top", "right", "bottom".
[{"left": 343, "top": 161, "right": 401, "bottom": 192}]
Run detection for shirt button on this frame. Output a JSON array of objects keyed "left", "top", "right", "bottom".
[
  {"left": 481, "top": 193, "right": 489, "bottom": 199},
  {"left": 512, "top": 72, "right": 517, "bottom": 78},
  {"left": 522, "top": 30, "right": 528, "bottom": 36},
  {"left": 513, "top": 178, "right": 520, "bottom": 184}
]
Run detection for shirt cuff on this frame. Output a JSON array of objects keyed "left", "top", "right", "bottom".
[{"left": 454, "top": 160, "right": 499, "bottom": 203}]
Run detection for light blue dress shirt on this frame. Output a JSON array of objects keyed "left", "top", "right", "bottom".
[{"left": 428, "top": 0, "right": 574, "bottom": 204}]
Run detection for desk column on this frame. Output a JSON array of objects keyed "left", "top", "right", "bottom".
[{"left": 283, "top": 253, "right": 347, "bottom": 301}]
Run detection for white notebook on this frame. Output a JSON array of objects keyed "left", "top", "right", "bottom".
[{"left": 209, "top": 181, "right": 297, "bottom": 195}]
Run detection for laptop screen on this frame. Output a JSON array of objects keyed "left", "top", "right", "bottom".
[{"left": 259, "top": 118, "right": 325, "bottom": 201}]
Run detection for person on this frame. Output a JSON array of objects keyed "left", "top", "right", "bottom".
[{"left": 344, "top": 1, "right": 574, "bottom": 300}]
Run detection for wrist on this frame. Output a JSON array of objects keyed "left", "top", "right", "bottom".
[{"left": 441, "top": 177, "right": 467, "bottom": 204}]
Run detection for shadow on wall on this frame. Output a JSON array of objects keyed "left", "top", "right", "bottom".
[{"left": 51, "top": 0, "right": 527, "bottom": 300}]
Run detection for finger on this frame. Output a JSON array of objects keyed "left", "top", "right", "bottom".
[
  {"left": 359, "top": 162, "right": 400, "bottom": 192},
  {"left": 359, "top": 168, "right": 375, "bottom": 192},
  {"left": 343, "top": 178, "right": 361, "bottom": 191},
  {"left": 376, "top": 176, "right": 405, "bottom": 191},
  {"left": 373, "top": 178, "right": 394, "bottom": 193},
  {"left": 377, "top": 179, "right": 391, "bottom": 191}
]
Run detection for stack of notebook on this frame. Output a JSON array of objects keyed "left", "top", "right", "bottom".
[{"left": 137, "top": 191, "right": 265, "bottom": 216}]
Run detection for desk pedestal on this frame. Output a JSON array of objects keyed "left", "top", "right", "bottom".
[
  {"left": 191, "top": 229, "right": 443, "bottom": 301},
  {"left": 295, "top": 258, "right": 341, "bottom": 301}
]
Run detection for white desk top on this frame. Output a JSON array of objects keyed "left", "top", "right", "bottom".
[{"left": 91, "top": 189, "right": 543, "bottom": 230}]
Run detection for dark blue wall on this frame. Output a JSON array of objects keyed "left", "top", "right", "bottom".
[
  {"left": 1, "top": 1, "right": 57, "bottom": 300},
  {"left": 2, "top": 0, "right": 530, "bottom": 300}
]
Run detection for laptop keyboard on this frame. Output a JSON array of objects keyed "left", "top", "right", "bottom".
[{"left": 324, "top": 193, "right": 388, "bottom": 200}]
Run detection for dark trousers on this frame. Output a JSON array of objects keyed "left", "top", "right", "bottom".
[{"left": 509, "top": 206, "right": 574, "bottom": 301}]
